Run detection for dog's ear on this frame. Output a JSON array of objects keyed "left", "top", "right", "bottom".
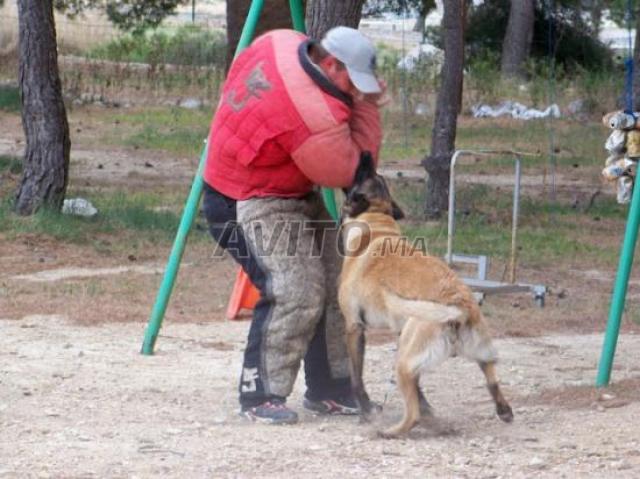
[
  {"left": 354, "top": 152, "right": 376, "bottom": 185},
  {"left": 391, "top": 200, "right": 405, "bottom": 221},
  {"left": 344, "top": 192, "right": 370, "bottom": 218}
]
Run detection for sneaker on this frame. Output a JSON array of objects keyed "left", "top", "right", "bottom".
[
  {"left": 303, "top": 395, "right": 360, "bottom": 415},
  {"left": 240, "top": 399, "right": 299, "bottom": 425}
]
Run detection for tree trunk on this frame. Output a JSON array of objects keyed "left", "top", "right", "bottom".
[
  {"left": 590, "top": 2, "right": 603, "bottom": 36},
  {"left": 225, "top": 0, "right": 298, "bottom": 70},
  {"left": 14, "top": 0, "right": 70, "bottom": 216},
  {"left": 306, "top": 0, "right": 365, "bottom": 39},
  {"left": 421, "top": 0, "right": 464, "bottom": 220},
  {"left": 413, "top": 0, "right": 436, "bottom": 37},
  {"left": 500, "top": 0, "right": 534, "bottom": 79}
]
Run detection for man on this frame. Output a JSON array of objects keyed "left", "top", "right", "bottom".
[{"left": 203, "top": 26, "right": 384, "bottom": 424}]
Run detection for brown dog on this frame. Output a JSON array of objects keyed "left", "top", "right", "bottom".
[{"left": 338, "top": 153, "right": 514, "bottom": 438}]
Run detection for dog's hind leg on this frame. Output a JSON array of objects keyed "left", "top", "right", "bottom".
[
  {"left": 379, "top": 355, "right": 420, "bottom": 438},
  {"left": 416, "top": 378, "right": 434, "bottom": 417},
  {"left": 346, "top": 323, "right": 373, "bottom": 420},
  {"left": 459, "top": 325, "right": 513, "bottom": 423},
  {"left": 379, "top": 318, "right": 445, "bottom": 438},
  {"left": 478, "top": 361, "right": 513, "bottom": 423}
]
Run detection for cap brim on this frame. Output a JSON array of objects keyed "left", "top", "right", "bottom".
[{"left": 346, "top": 66, "right": 381, "bottom": 94}]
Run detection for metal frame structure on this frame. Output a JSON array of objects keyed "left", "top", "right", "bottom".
[{"left": 446, "top": 149, "right": 546, "bottom": 307}]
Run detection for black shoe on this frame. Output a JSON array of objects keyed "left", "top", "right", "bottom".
[
  {"left": 240, "top": 399, "right": 299, "bottom": 425},
  {"left": 303, "top": 395, "right": 360, "bottom": 416}
]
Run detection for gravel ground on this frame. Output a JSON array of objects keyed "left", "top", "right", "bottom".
[{"left": 1, "top": 315, "right": 640, "bottom": 478}]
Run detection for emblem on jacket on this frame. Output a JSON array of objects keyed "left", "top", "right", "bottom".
[{"left": 226, "top": 62, "right": 272, "bottom": 112}]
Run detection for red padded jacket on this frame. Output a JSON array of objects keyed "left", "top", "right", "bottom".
[{"left": 203, "top": 29, "right": 382, "bottom": 200}]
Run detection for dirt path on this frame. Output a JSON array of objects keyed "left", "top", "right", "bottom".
[{"left": 1, "top": 315, "right": 639, "bottom": 478}]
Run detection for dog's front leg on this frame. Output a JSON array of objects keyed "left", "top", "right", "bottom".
[{"left": 346, "top": 323, "right": 372, "bottom": 421}]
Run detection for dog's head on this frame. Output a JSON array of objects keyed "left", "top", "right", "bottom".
[{"left": 342, "top": 152, "right": 405, "bottom": 221}]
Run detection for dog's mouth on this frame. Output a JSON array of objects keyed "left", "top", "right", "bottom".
[{"left": 342, "top": 152, "right": 405, "bottom": 221}]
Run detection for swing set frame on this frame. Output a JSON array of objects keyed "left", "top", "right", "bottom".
[{"left": 139, "top": 0, "right": 332, "bottom": 355}]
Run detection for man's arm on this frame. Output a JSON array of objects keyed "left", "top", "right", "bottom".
[{"left": 291, "top": 100, "right": 382, "bottom": 188}]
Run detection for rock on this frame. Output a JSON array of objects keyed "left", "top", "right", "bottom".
[
  {"left": 599, "top": 393, "right": 616, "bottom": 401},
  {"left": 529, "top": 456, "right": 547, "bottom": 469},
  {"left": 62, "top": 198, "right": 98, "bottom": 218},
  {"left": 414, "top": 103, "right": 429, "bottom": 116},
  {"left": 602, "top": 399, "right": 630, "bottom": 409},
  {"left": 179, "top": 97, "right": 203, "bottom": 109},
  {"left": 613, "top": 459, "right": 632, "bottom": 470},
  {"left": 567, "top": 99, "right": 589, "bottom": 117}
]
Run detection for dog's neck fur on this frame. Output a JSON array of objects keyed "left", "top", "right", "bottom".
[{"left": 342, "top": 211, "right": 402, "bottom": 258}]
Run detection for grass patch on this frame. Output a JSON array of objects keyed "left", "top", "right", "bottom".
[
  {"left": 106, "top": 107, "right": 210, "bottom": 156},
  {"left": 380, "top": 113, "right": 605, "bottom": 174},
  {"left": 0, "top": 84, "right": 20, "bottom": 112},
  {"left": 0, "top": 189, "right": 209, "bottom": 247},
  {"left": 0, "top": 155, "right": 22, "bottom": 175},
  {"left": 394, "top": 180, "right": 621, "bottom": 268}
]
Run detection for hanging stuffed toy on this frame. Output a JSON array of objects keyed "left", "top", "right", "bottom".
[{"left": 602, "top": 111, "right": 639, "bottom": 204}]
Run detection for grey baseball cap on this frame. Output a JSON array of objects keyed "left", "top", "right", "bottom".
[{"left": 321, "top": 26, "right": 381, "bottom": 94}]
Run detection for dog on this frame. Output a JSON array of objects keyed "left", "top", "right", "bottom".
[{"left": 338, "top": 153, "right": 514, "bottom": 438}]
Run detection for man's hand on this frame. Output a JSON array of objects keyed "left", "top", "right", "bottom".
[{"left": 352, "top": 79, "right": 390, "bottom": 108}]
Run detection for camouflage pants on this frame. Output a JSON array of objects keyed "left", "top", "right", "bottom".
[{"left": 203, "top": 185, "right": 350, "bottom": 407}]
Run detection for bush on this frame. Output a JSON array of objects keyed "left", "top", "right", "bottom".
[
  {"left": 88, "top": 25, "right": 227, "bottom": 67},
  {"left": 466, "top": 0, "right": 613, "bottom": 73}
]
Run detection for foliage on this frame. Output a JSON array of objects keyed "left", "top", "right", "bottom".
[
  {"left": 88, "top": 25, "right": 226, "bottom": 67},
  {"left": 105, "top": 0, "right": 186, "bottom": 36},
  {"left": 53, "top": 0, "right": 187, "bottom": 35},
  {"left": 461, "top": 0, "right": 614, "bottom": 72},
  {"left": 363, "top": 0, "right": 435, "bottom": 16}
]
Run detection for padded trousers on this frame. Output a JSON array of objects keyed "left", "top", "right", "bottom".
[{"left": 203, "top": 184, "right": 351, "bottom": 407}]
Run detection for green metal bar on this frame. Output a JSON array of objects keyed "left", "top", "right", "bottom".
[
  {"left": 236, "top": 0, "right": 266, "bottom": 56},
  {"left": 596, "top": 179, "right": 640, "bottom": 386},
  {"left": 322, "top": 187, "right": 339, "bottom": 221},
  {"left": 141, "top": 0, "right": 266, "bottom": 355},
  {"left": 140, "top": 146, "right": 207, "bottom": 355},
  {"left": 289, "top": 0, "right": 306, "bottom": 32},
  {"left": 289, "top": 0, "right": 339, "bottom": 221}
]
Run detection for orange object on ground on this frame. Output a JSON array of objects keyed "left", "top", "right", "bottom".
[{"left": 226, "top": 267, "right": 261, "bottom": 320}]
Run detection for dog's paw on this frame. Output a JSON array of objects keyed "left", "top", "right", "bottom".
[
  {"left": 419, "top": 401, "right": 434, "bottom": 417},
  {"left": 376, "top": 429, "right": 400, "bottom": 440},
  {"left": 497, "top": 403, "right": 514, "bottom": 423},
  {"left": 359, "top": 413, "right": 371, "bottom": 424}
]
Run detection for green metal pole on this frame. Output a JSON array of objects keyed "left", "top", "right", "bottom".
[
  {"left": 596, "top": 179, "right": 640, "bottom": 386},
  {"left": 141, "top": 0, "right": 266, "bottom": 355},
  {"left": 289, "top": 0, "right": 306, "bottom": 32},
  {"left": 141, "top": 146, "right": 207, "bottom": 354},
  {"left": 289, "top": 0, "right": 339, "bottom": 221}
]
